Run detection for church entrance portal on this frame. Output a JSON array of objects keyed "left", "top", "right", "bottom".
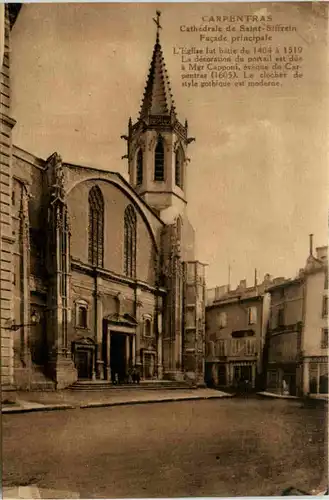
[{"left": 110, "top": 333, "right": 127, "bottom": 383}]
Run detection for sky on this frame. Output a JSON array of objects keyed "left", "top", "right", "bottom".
[{"left": 11, "top": 2, "right": 329, "bottom": 288}]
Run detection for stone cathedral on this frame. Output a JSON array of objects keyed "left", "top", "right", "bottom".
[{"left": 1, "top": 7, "right": 206, "bottom": 390}]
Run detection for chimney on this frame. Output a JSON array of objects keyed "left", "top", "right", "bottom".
[
  {"left": 316, "top": 246, "right": 328, "bottom": 262},
  {"left": 309, "top": 233, "right": 314, "bottom": 256},
  {"left": 238, "top": 279, "right": 247, "bottom": 290},
  {"left": 254, "top": 268, "right": 258, "bottom": 287}
]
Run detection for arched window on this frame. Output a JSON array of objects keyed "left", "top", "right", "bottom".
[
  {"left": 154, "top": 137, "right": 165, "bottom": 181},
  {"left": 144, "top": 317, "right": 152, "bottom": 337},
  {"left": 176, "top": 217, "right": 182, "bottom": 242},
  {"left": 75, "top": 300, "right": 88, "bottom": 329},
  {"left": 88, "top": 186, "right": 104, "bottom": 267},
  {"left": 124, "top": 204, "right": 137, "bottom": 278},
  {"left": 136, "top": 149, "right": 143, "bottom": 185},
  {"left": 175, "top": 145, "right": 184, "bottom": 188}
]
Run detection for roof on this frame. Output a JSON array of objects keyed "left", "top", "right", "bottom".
[
  {"left": 64, "top": 161, "right": 165, "bottom": 225},
  {"left": 266, "top": 277, "right": 303, "bottom": 292},
  {"left": 139, "top": 27, "right": 176, "bottom": 120}
]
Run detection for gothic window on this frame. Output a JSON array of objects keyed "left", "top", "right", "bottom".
[
  {"left": 175, "top": 145, "right": 184, "bottom": 188},
  {"left": 88, "top": 186, "right": 104, "bottom": 268},
  {"left": 124, "top": 204, "right": 137, "bottom": 278},
  {"left": 154, "top": 137, "right": 165, "bottom": 181},
  {"left": 176, "top": 217, "right": 182, "bottom": 242},
  {"left": 136, "top": 148, "right": 143, "bottom": 185}
]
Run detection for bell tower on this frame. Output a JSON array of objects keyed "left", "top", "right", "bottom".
[{"left": 122, "top": 11, "right": 195, "bottom": 218}]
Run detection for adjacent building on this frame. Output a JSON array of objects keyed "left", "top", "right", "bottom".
[
  {"left": 265, "top": 277, "right": 304, "bottom": 396},
  {"left": 301, "top": 244, "right": 328, "bottom": 395},
  {"left": 205, "top": 274, "right": 272, "bottom": 390},
  {"left": 265, "top": 238, "right": 328, "bottom": 396}
]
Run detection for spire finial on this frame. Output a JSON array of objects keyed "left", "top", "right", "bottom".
[{"left": 153, "top": 10, "right": 162, "bottom": 42}]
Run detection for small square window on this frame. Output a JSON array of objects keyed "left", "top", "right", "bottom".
[{"left": 321, "top": 328, "right": 328, "bottom": 349}]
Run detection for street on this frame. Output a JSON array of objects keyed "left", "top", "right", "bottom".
[{"left": 2, "top": 398, "right": 328, "bottom": 498}]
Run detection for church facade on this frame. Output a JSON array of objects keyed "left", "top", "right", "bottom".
[{"left": 1, "top": 7, "right": 206, "bottom": 390}]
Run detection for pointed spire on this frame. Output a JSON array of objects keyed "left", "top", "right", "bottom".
[{"left": 140, "top": 11, "right": 176, "bottom": 120}]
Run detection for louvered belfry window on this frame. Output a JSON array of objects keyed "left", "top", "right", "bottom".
[
  {"left": 175, "top": 146, "right": 184, "bottom": 188},
  {"left": 124, "top": 204, "right": 137, "bottom": 278},
  {"left": 88, "top": 186, "right": 104, "bottom": 268},
  {"left": 136, "top": 149, "right": 143, "bottom": 185},
  {"left": 154, "top": 137, "right": 165, "bottom": 181}
]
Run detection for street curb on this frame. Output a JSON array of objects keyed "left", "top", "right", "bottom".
[
  {"left": 80, "top": 394, "right": 233, "bottom": 409},
  {"left": 256, "top": 392, "right": 300, "bottom": 401},
  {"left": 256, "top": 392, "right": 328, "bottom": 404},
  {"left": 2, "top": 404, "right": 76, "bottom": 414},
  {"left": 2, "top": 394, "right": 233, "bottom": 414}
]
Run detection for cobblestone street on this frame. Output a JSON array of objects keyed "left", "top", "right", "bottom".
[{"left": 2, "top": 397, "right": 327, "bottom": 498}]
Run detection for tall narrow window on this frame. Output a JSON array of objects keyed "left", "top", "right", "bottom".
[
  {"left": 136, "top": 149, "right": 143, "bottom": 185},
  {"left": 88, "top": 186, "right": 104, "bottom": 267},
  {"left": 124, "top": 204, "right": 137, "bottom": 278},
  {"left": 154, "top": 137, "right": 165, "bottom": 181},
  {"left": 248, "top": 307, "right": 257, "bottom": 325},
  {"left": 175, "top": 146, "right": 184, "bottom": 188}
]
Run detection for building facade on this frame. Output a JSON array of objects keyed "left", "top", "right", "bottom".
[
  {"left": 1, "top": 8, "right": 206, "bottom": 390},
  {"left": 0, "top": 5, "right": 21, "bottom": 389},
  {"left": 265, "top": 277, "right": 304, "bottom": 396},
  {"left": 301, "top": 245, "right": 328, "bottom": 395},
  {"left": 265, "top": 240, "right": 328, "bottom": 397},
  {"left": 205, "top": 275, "right": 272, "bottom": 390}
]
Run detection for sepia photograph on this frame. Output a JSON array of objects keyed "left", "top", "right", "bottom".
[{"left": 0, "top": 2, "right": 328, "bottom": 499}]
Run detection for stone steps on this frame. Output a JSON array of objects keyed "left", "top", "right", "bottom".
[
  {"left": 29, "top": 366, "right": 56, "bottom": 391},
  {"left": 69, "top": 380, "right": 194, "bottom": 391}
]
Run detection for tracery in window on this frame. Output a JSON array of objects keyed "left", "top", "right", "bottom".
[
  {"left": 154, "top": 137, "right": 165, "bottom": 181},
  {"left": 136, "top": 148, "right": 143, "bottom": 185},
  {"left": 175, "top": 145, "right": 184, "bottom": 188},
  {"left": 124, "top": 204, "right": 137, "bottom": 278},
  {"left": 88, "top": 186, "right": 104, "bottom": 267}
]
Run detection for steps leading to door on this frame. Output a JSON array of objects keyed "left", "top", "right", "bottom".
[{"left": 69, "top": 380, "right": 195, "bottom": 391}]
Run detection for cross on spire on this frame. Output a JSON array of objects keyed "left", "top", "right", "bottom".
[{"left": 153, "top": 10, "right": 162, "bottom": 41}]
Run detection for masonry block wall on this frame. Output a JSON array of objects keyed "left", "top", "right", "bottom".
[{"left": 0, "top": 7, "right": 15, "bottom": 388}]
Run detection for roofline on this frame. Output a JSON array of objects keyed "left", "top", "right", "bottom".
[
  {"left": 64, "top": 162, "right": 165, "bottom": 226},
  {"left": 266, "top": 277, "right": 303, "bottom": 292},
  {"left": 13, "top": 144, "right": 46, "bottom": 169},
  {"left": 206, "top": 294, "right": 263, "bottom": 308}
]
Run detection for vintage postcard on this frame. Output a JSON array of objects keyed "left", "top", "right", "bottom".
[{"left": 1, "top": 2, "right": 328, "bottom": 499}]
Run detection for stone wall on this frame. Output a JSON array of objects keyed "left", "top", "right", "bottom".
[{"left": 0, "top": 8, "right": 15, "bottom": 388}]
